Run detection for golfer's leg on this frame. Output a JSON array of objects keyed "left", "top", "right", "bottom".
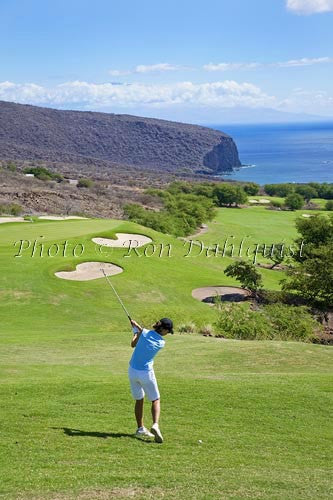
[
  {"left": 135, "top": 398, "right": 144, "bottom": 428},
  {"left": 151, "top": 398, "right": 160, "bottom": 425}
]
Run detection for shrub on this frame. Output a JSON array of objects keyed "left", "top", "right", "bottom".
[
  {"left": 77, "top": 178, "right": 93, "bottom": 188},
  {"left": 325, "top": 200, "right": 333, "bottom": 211},
  {"left": 10, "top": 204, "right": 22, "bottom": 216},
  {"left": 262, "top": 304, "right": 320, "bottom": 342},
  {"left": 270, "top": 200, "right": 283, "bottom": 208},
  {"left": 0, "top": 203, "right": 22, "bottom": 216},
  {"left": 199, "top": 324, "right": 215, "bottom": 336},
  {"left": 214, "top": 302, "right": 321, "bottom": 342},
  {"left": 0, "top": 204, "right": 7, "bottom": 215},
  {"left": 284, "top": 192, "right": 304, "bottom": 210},
  {"left": 214, "top": 303, "right": 273, "bottom": 340},
  {"left": 177, "top": 322, "right": 197, "bottom": 333},
  {"left": 6, "top": 162, "right": 17, "bottom": 172},
  {"left": 23, "top": 166, "right": 63, "bottom": 182},
  {"left": 124, "top": 192, "right": 216, "bottom": 237}
]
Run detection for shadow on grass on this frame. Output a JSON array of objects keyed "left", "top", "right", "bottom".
[{"left": 52, "top": 427, "right": 154, "bottom": 443}]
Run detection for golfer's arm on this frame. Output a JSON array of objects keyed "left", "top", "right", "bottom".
[
  {"left": 130, "top": 320, "right": 143, "bottom": 348},
  {"left": 131, "top": 333, "right": 141, "bottom": 348}
]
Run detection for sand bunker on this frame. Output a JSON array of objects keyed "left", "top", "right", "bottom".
[
  {"left": 55, "top": 262, "right": 123, "bottom": 281},
  {"left": 0, "top": 217, "right": 29, "bottom": 224},
  {"left": 39, "top": 215, "right": 88, "bottom": 220},
  {"left": 92, "top": 233, "right": 152, "bottom": 248},
  {"left": 302, "top": 214, "right": 314, "bottom": 218},
  {"left": 249, "top": 199, "right": 271, "bottom": 204},
  {"left": 192, "top": 286, "right": 251, "bottom": 305}
]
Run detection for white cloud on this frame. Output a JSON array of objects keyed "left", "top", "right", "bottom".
[
  {"left": 286, "top": 0, "right": 333, "bottom": 14},
  {"left": 109, "top": 63, "right": 186, "bottom": 76},
  {"left": 278, "top": 87, "right": 333, "bottom": 115},
  {"left": 203, "top": 57, "right": 332, "bottom": 71},
  {"left": 0, "top": 79, "right": 276, "bottom": 110},
  {"left": 275, "top": 56, "right": 332, "bottom": 67},
  {"left": 203, "top": 62, "right": 261, "bottom": 71},
  {"left": 134, "top": 63, "right": 184, "bottom": 73}
]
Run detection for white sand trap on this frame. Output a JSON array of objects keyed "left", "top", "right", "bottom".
[
  {"left": 192, "top": 286, "right": 251, "bottom": 305},
  {"left": 0, "top": 217, "right": 29, "bottom": 224},
  {"left": 249, "top": 199, "right": 271, "bottom": 204},
  {"left": 55, "top": 262, "right": 123, "bottom": 281},
  {"left": 92, "top": 233, "right": 152, "bottom": 248},
  {"left": 302, "top": 214, "right": 314, "bottom": 218},
  {"left": 39, "top": 215, "right": 88, "bottom": 220}
]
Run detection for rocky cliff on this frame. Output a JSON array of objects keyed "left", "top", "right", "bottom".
[{"left": 0, "top": 100, "right": 241, "bottom": 174}]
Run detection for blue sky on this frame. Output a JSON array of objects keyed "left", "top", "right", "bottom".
[{"left": 0, "top": 0, "right": 333, "bottom": 123}]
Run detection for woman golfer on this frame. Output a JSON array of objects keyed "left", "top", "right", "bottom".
[{"left": 128, "top": 317, "right": 173, "bottom": 443}]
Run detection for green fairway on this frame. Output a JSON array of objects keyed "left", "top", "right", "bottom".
[
  {"left": 199, "top": 205, "right": 327, "bottom": 246},
  {"left": 197, "top": 206, "right": 327, "bottom": 265},
  {"left": 1, "top": 215, "right": 332, "bottom": 499}
]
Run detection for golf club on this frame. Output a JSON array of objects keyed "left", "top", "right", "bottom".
[{"left": 100, "top": 268, "right": 138, "bottom": 332}]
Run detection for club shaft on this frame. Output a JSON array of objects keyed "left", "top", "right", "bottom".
[{"left": 101, "top": 269, "right": 131, "bottom": 322}]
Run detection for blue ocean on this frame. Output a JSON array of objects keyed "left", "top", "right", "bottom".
[{"left": 213, "top": 122, "right": 333, "bottom": 185}]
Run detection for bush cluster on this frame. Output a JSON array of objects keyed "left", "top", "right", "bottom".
[
  {"left": 166, "top": 180, "right": 251, "bottom": 207},
  {"left": 124, "top": 190, "right": 216, "bottom": 237},
  {"left": 265, "top": 182, "right": 333, "bottom": 200},
  {"left": 23, "top": 166, "right": 63, "bottom": 182},
  {"left": 0, "top": 203, "right": 22, "bottom": 216},
  {"left": 214, "top": 302, "right": 320, "bottom": 342}
]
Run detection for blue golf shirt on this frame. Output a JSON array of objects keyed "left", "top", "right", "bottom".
[{"left": 129, "top": 328, "right": 165, "bottom": 371}]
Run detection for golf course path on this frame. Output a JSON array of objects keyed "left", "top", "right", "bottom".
[
  {"left": 92, "top": 233, "right": 152, "bottom": 248},
  {"left": 192, "top": 286, "right": 251, "bottom": 304},
  {"left": 55, "top": 262, "right": 123, "bottom": 281}
]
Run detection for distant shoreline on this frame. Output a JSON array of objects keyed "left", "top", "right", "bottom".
[{"left": 213, "top": 122, "right": 333, "bottom": 185}]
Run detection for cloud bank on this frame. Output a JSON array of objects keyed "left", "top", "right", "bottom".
[
  {"left": 287, "top": 0, "right": 333, "bottom": 14},
  {"left": 0, "top": 80, "right": 276, "bottom": 109}
]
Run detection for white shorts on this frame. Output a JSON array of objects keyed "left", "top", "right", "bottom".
[{"left": 128, "top": 365, "right": 160, "bottom": 401}]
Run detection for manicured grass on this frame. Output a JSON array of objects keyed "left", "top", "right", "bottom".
[
  {"left": 0, "top": 216, "right": 285, "bottom": 339},
  {"left": 198, "top": 205, "right": 327, "bottom": 265},
  {"left": 0, "top": 333, "right": 332, "bottom": 499},
  {"left": 1, "top": 215, "right": 332, "bottom": 499}
]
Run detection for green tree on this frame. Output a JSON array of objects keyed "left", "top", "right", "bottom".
[
  {"left": 284, "top": 192, "right": 304, "bottom": 210},
  {"left": 281, "top": 246, "right": 333, "bottom": 310},
  {"left": 293, "top": 213, "right": 333, "bottom": 261},
  {"left": 224, "top": 260, "right": 263, "bottom": 295},
  {"left": 264, "top": 183, "right": 293, "bottom": 197},
  {"left": 268, "top": 242, "right": 285, "bottom": 269},
  {"left": 295, "top": 185, "right": 317, "bottom": 202},
  {"left": 234, "top": 186, "right": 248, "bottom": 206},
  {"left": 325, "top": 200, "right": 333, "bottom": 211},
  {"left": 243, "top": 182, "right": 259, "bottom": 196},
  {"left": 213, "top": 183, "right": 246, "bottom": 207},
  {"left": 281, "top": 213, "right": 333, "bottom": 310}
]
